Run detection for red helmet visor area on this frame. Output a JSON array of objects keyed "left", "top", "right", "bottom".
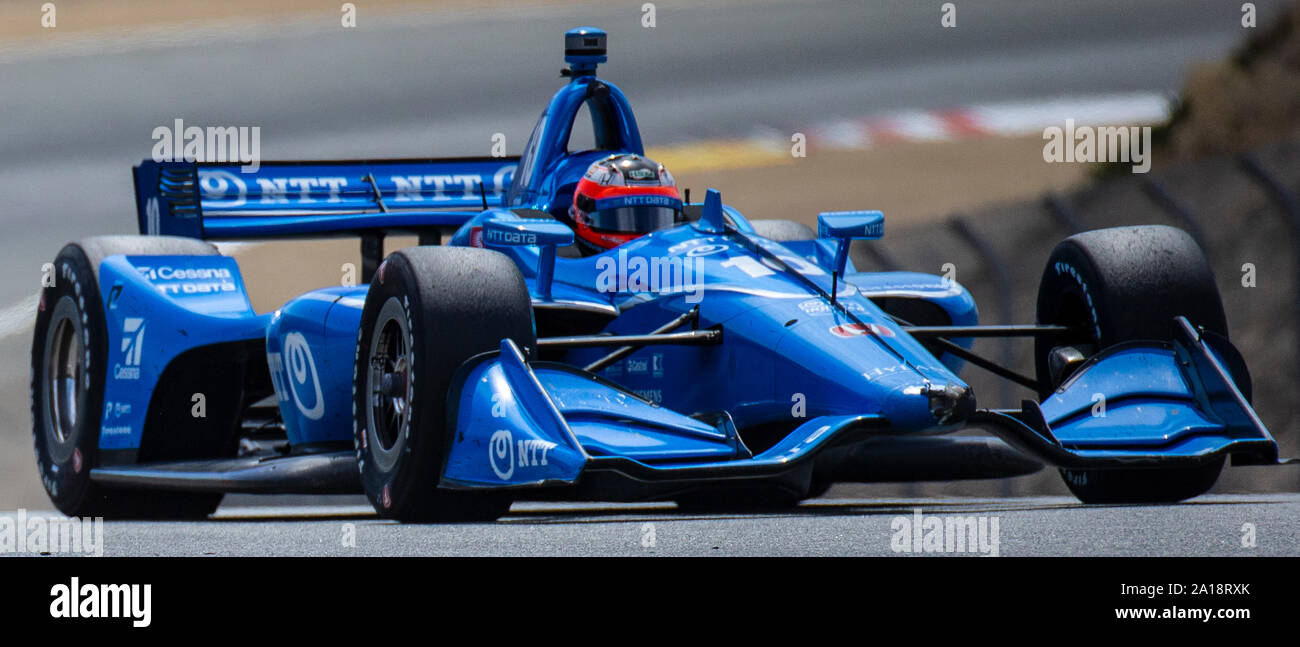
[{"left": 572, "top": 178, "right": 681, "bottom": 250}]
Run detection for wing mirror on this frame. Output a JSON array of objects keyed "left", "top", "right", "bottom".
[
  {"left": 816, "top": 210, "right": 884, "bottom": 304},
  {"left": 482, "top": 211, "right": 575, "bottom": 300}
]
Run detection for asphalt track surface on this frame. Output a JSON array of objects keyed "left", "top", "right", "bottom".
[
  {"left": 3, "top": 0, "right": 1297, "bottom": 555},
  {"left": 4, "top": 494, "right": 1295, "bottom": 556}
]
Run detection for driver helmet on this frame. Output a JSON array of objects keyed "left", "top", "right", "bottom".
[{"left": 570, "top": 153, "right": 681, "bottom": 252}]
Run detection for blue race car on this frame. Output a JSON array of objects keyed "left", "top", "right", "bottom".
[{"left": 31, "top": 28, "right": 1292, "bottom": 521}]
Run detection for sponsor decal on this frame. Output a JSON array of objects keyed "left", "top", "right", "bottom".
[
  {"left": 113, "top": 318, "right": 145, "bottom": 380},
  {"left": 391, "top": 174, "right": 484, "bottom": 202},
  {"left": 829, "top": 322, "right": 894, "bottom": 338},
  {"left": 251, "top": 176, "right": 349, "bottom": 204},
  {"left": 666, "top": 237, "right": 720, "bottom": 255},
  {"left": 684, "top": 244, "right": 727, "bottom": 258},
  {"left": 196, "top": 166, "right": 514, "bottom": 207},
  {"left": 271, "top": 332, "right": 325, "bottom": 420},
  {"left": 632, "top": 389, "right": 663, "bottom": 404},
  {"left": 197, "top": 169, "right": 250, "bottom": 208},
  {"left": 137, "top": 265, "right": 237, "bottom": 297},
  {"left": 626, "top": 357, "right": 649, "bottom": 375},
  {"left": 483, "top": 228, "right": 536, "bottom": 246},
  {"left": 488, "top": 429, "right": 557, "bottom": 481},
  {"left": 862, "top": 365, "right": 907, "bottom": 383},
  {"left": 489, "top": 430, "right": 514, "bottom": 479},
  {"left": 103, "top": 402, "right": 132, "bottom": 419},
  {"left": 595, "top": 194, "right": 679, "bottom": 209},
  {"left": 798, "top": 299, "right": 867, "bottom": 316},
  {"left": 468, "top": 226, "right": 484, "bottom": 248}
]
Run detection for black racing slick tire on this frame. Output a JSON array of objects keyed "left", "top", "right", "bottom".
[
  {"left": 31, "top": 236, "right": 225, "bottom": 519},
  {"left": 1034, "top": 225, "right": 1232, "bottom": 504},
  {"left": 749, "top": 219, "right": 816, "bottom": 242},
  {"left": 353, "top": 246, "right": 534, "bottom": 522}
]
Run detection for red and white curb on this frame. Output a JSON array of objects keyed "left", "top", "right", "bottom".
[
  {"left": 804, "top": 92, "right": 1173, "bottom": 150},
  {"left": 651, "top": 91, "right": 1174, "bottom": 171}
]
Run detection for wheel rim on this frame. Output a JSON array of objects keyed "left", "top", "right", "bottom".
[
  {"left": 43, "top": 298, "right": 84, "bottom": 463},
  {"left": 366, "top": 298, "right": 412, "bottom": 472}
]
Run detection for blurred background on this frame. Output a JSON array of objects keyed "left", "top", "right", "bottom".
[{"left": 1, "top": 0, "right": 1298, "bottom": 509}]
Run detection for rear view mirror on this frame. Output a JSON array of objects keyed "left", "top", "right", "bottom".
[{"left": 482, "top": 211, "right": 574, "bottom": 300}]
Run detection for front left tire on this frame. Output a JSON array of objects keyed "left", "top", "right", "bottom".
[{"left": 32, "top": 237, "right": 226, "bottom": 519}]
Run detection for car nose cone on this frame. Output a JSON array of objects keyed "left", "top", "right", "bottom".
[{"left": 926, "top": 383, "right": 975, "bottom": 426}]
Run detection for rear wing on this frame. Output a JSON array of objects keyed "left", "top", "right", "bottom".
[{"left": 133, "top": 157, "right": 519, "bottom": 241}]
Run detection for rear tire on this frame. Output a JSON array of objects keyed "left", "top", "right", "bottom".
[
  {"left": 1035, "top": 226, "right": 1232, "bottom": 504},
  {"left": 353, "top": 247, "right": 534, "bottom": 522},
  {"left": 31, "top": 236, "right": 225, "bottom": 519}
]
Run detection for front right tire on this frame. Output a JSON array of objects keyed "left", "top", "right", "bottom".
[{"left": 353, "top": 246, "right": 534, "bottom": 522}]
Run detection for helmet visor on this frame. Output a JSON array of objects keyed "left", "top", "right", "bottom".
[
  {"left": 585, "top": 205, "right": 679, "bottom": 234},
  {"left": 583, "top": 194, "right": 681, "bottom": 234}
]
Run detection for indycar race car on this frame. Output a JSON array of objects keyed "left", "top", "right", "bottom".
[{"left": 31, "top": 27, "right": 1294, "bottom": 521}]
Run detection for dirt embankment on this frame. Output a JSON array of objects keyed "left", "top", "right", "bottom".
[{"left": 1126, "top": 3, "right": 1300, "bottom": 168}]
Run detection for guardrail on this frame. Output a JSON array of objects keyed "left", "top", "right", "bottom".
[
  {"left": 948, "top": 215, "right": 1015, "bottom": 406},
  {"left": 1239, "top": 153, "right": 1300, "bottom": 383}
]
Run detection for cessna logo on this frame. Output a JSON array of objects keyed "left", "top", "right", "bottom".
[
  {"left": 137, "top": 266, "right": 232, "bottom": 281},
  {"left": 114, "top": 318, "right": 145, "bottom": 380},
  {"left": 829, "top": 323, "right": 894, "bottom": 338},
  {"left": 137, "top": 265, "right": 237, "bottom": 296},
  {"left": 488, "top": 430, "right": 557, "bottom": 480}
]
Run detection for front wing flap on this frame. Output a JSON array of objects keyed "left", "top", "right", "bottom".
[
  {"left": 439, "top": 339, "right": 883, "bottom": 490},
  {"left": 974, "top": 317, "right": 1292, "bottom": 469}
]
